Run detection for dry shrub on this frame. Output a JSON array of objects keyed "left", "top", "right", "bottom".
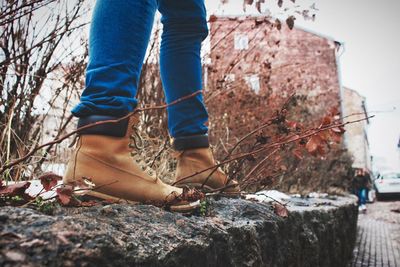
[
  {"left": 1, "top": 3, "right": 351, "bottom": 195},
  {"left": 0, "top": 0, "right": 90, "bottom": 180},
  {"left": 275, "top": 148, "right": 354, "bottom": 195}
]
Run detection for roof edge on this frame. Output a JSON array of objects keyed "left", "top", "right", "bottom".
[
  {"left": 343, "top": 86, "right": 366, "bottom": 100},
  {"left": 209, "top": 15, "right": 342, "bottom": 44}
]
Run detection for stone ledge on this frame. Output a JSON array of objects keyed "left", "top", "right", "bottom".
[{"left": 0, "top": 196, "right": 358, "bottom": 267}]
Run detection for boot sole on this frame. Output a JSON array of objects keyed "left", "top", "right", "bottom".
[
  {"left": 76, "top": 189, "right": 137, "bottom": 204},
  {"left": 176, "top": 183, "right": 241, "bottom": 198},
  {"left": 74, "top": 188, "right": 201, "bottom": 213}
]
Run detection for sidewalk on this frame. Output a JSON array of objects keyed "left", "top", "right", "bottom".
[{"left": 350, "top": 201, "right": 400, "bottom": 267}]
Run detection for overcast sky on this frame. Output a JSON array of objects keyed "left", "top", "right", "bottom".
[{"left": 206, "top": 0, "right": 400, "bottom": 172}]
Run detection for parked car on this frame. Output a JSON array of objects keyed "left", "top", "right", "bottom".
[
  {"left": 367, "top": 189, "right": 376, "bottom": 203},
  {"left": 374, "top": 172, "right": 400, "bottom": 200}
]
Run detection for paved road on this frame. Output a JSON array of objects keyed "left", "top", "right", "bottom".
[{"left": 350, "top": 201, "right": 400, "bottom": 267}]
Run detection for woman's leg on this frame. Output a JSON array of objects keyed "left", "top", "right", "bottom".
[
  {"left": 64, "top": 0, "right": 202, "bottom": 211},
  {"left": 72, "top": 0, "right": 158, "bottom": 118},
  {"left": 360, "top": 188, "right": 367, "bottom": 206},
  {"left": 158, "top": 1, "right": 240, "bottom": 195},
  {"left": 158, "top": 0, "right": 209, "bottom": 148}
]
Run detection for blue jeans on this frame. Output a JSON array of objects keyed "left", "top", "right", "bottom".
[
  {"left": 358, "top": 188, "right": 367, "bottom": 206},
  {"left": 72, "top": 0, "right": 209, "bottom": 139}
]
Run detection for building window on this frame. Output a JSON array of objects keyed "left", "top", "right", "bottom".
[
  {"left": 245, "top": 74, "right": 260, "bottom": 94},
  {"left": 234, "top": 34, "right": 249, "bottom": 50}
]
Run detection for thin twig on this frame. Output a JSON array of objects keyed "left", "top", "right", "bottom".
[
  {"left": 241, "top": 148, "right": 280, "bottom": 185},
  {"left": 0, "top": 90, "right": 202, "bottom": 176},
  {"left": 199, "top": 92, "right": 295, "bottom": 189},
  {"left": 173, "top": 115, "right": 374, "bottom": 186}
]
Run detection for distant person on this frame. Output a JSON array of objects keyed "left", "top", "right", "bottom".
[
  {"left": 62, "top": 0, "right": 240, "bottom": 212},
  {"left": 352, "top": 169, "right": 370, "bottom": 212}
]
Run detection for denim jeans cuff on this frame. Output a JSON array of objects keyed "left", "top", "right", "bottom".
[
  {"left": 172, "top": 134, "right": 209, "bottom": 151},
  {"left": 77, "top": 115, "right": 129, "bottom": 137}
]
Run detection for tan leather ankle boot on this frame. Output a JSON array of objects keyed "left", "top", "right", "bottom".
[
  {"left": 63, "top": 115, "right": 201, "bottom": 212},
  {"left": 174, "top": 147, "right": 240, "bottom": 197}
]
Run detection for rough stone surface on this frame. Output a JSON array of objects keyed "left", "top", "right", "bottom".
[{"left": 0, "top": 196, "right": 358, "bottom": 267}]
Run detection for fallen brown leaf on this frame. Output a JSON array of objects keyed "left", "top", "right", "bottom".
[
  {"left": 0, "top": 182, "right": 30, "bottom": 197},
  {"left": 273, "top": 202, "right": 289, "bottom": 218},
  {"left": 56, "top": 185, "right": 74, "bottom": 205},
  {"left": 38, "top": 172, "right": 61, "bottom": 191}
]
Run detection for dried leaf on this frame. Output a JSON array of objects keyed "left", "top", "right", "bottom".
[
  {"left": 273, "top": 202, "right": 289, "bottom": 218},
  {"left": 255, "top": 2, "right": 261, "bottom": 12},
  {"left": 331, "top": 126, "right": 345, "bottom": 134},
  {"left": 286, "top": 15, "right": 295, "bottom": 30},
  {"left": 56, "top": 185, "right": 73, "bottom": 205},
  {"left": 317, "top": 130, "right": 331, "bottom": 141},
  {"left": 275, "top": 18, "right": 282, "bottom": 30},
  {"left": 286, "top": 120, "right": 297, "bottom": 129},
  {"left": 305, "top": 135, "right": 322, "bottom": 154},
  {"left": 38, "top": 172, "right": 61, "bottom": 191},
  {"left": 321, "top": 116, "right": 332, "bottom": 126},
  {"left": 209, "top": 15, "right": 218, "bottom": 23},
  {"left": 181, "top": 188, "right": 204, "bottom": 201},
  {"left": 0, "top": 182, "right": 30, "bottom": 197},
  {"left": 255, "top": 0, "right": 265, "bottom": 12}
]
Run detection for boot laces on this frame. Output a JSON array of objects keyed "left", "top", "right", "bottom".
[{"left": 128, "top": 124, "right": 155, "bottom": 178}]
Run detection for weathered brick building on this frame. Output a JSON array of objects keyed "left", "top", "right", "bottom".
[
  {"left": 205, "top": 16, "right": 354, "bottom": 192},
  {"left": 342, "top": 87, "right": 371, "bottom": 171},
  {"left": 206, "top": 16, "right": 343, "bottom": 121}
]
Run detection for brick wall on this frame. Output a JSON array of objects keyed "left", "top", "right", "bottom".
[
  {"left": 342, "top": 87, "right": 371, "bottom": 171},
  {"left": 206, "top": 16, "right": 342, "bottom": 123},
  {"left": 205, "top": 16, "right": 352, "bottom": 193}
]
